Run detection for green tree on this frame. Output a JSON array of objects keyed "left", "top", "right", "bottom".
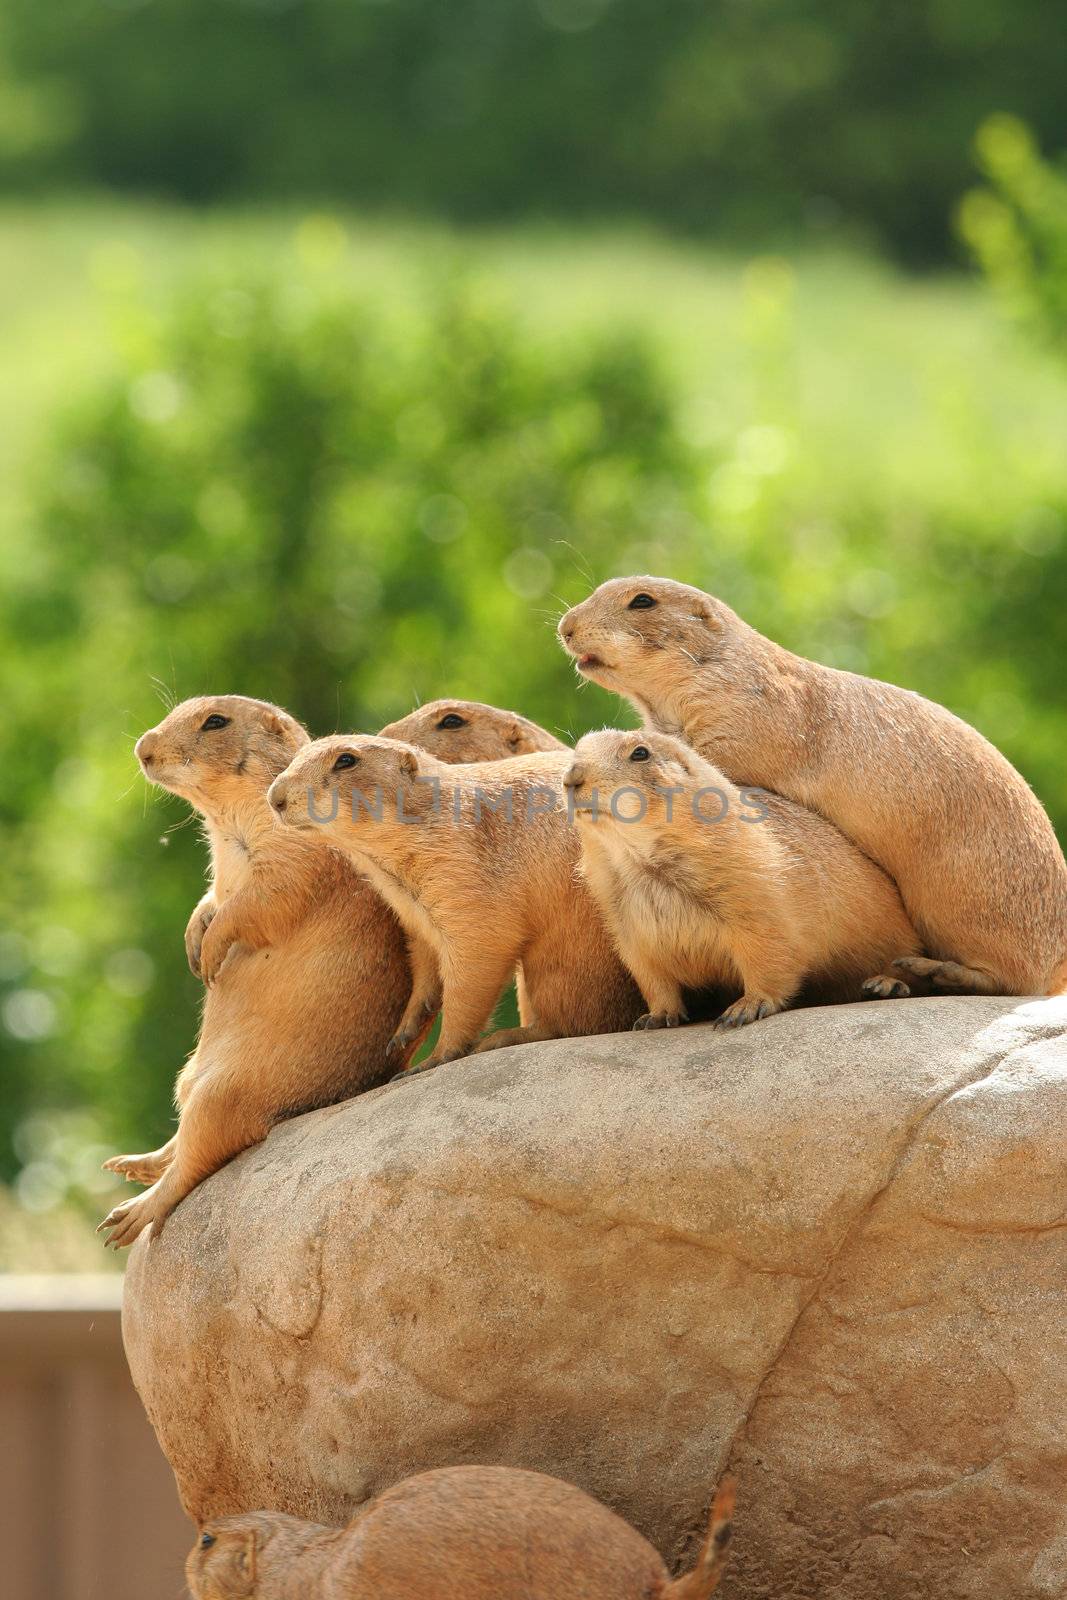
[
  {"left": 5, "top": 0, "right": 1066, "bottom": 261},
  {"left": 956, "top": 119, "right": 1067, "bottom": 807}
]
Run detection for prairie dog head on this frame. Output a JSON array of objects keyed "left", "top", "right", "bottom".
[
  {"left": 186, "top": 1517, "right": 257, "bottom": 1599},
  {"left": 187, "top": 1511, "right": 325, "bottom": 1598},
  {"left": 268, "top": 734, "right": 434, "bottom": 841},
  {"left": 564, "top": 728, "right": 733, "bottom": 833},
  {"left": 380, "top": 699, "right": 565, "bottom": 763},
  {"left": 558, "top": 577, "right": 732, "bottom": 706},
  {"left": 135, "top": 695, "right": 309, "bottom": 813}
]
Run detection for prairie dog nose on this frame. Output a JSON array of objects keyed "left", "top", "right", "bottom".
[
  {"left": 563, "top": 762, "right": 586, "bottom": 790},
  {"left": 135, "top": 732, "right": 156, "bottom": 767},
  {"left": 558, "top": 610, "right": 576, "bottom": 643},
  {"left": 267, "top": 777, "right": 288, "bottom": 814}
]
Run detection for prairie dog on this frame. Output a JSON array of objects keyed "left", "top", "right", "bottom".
[
  {"left": 380, "top": 698, "right": 566, "bottom": 763},
  {"left": 98, "top": 696, "right": 410, "bottom": 1248},
  {"left": 186, "top": 1465, "right": 735, "bottom": 1600},
  {"left": 566, "top": 729, "right": 922, "bottom": 1028},
  {"left": 560, "top": 576, "right": 1067, "bottom": 997},
  {"left": 381, "top": 698, "right": 566, "bottom": 1033},
  {"left": 267, "top": 738, "right": 643, "bottom": 1068}
]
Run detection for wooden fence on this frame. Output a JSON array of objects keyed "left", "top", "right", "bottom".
[{"left": 0, "top": 1274, "right": 192, "bottom": 1600}]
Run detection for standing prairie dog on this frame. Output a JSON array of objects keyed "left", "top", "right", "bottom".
[
  {"left": 98, "top": 696, "right": 411, "bottom": 1249},
  {"left": 267, "top": 738, "right": 643, "bottom": 1068},
  {"left": 380, "top": 698, "right": 566, "bottom": 762},
  {"left": 560, "top": 576, "right": 1067, "bottom": 997},
  {"left": 186, "top": 1465, "right": 735, "bottom": 1600},
  {"left": 567, "top": 729, "right": 922, "bottom": 1028}
]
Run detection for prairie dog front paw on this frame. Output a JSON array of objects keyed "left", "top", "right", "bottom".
[{"left": 184, "top": 897, "right": 217, "bottom": 979}]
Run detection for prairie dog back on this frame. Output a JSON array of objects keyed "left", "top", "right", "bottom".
[{"left": 269, "top": 738, "right": 643, "bottom": 1067}]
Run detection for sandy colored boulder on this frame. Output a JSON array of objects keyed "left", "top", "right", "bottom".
[{"left": 124, "top": 996, "right": 1067, "bottom": 1599}]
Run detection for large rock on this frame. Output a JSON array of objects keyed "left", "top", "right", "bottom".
[{"left": 124, "top": 997, "right": 1067, "bottom": 1598}]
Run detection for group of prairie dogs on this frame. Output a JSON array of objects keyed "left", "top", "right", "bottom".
[{"left": 100, "top": 574, "right": 1067, "bottom": 1250}]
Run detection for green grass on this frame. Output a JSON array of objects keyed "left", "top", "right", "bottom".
[{"left": 4, "top": 196, "right": 1067, "bottom": 542}]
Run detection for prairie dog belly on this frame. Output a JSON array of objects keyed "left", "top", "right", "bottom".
[{"left": 611, "top": 864, "right": 742, "bottom": 991}]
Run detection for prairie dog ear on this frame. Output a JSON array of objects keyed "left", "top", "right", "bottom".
[
  {"left": 398, "top": 747, "right": 419, "bottom": 777},
  {"left": 691, "top": 594, "right": 721, "bottom": 629},
  {"left": 506, "top": 720, "right": 534, "bottom": 754},
  {"left": 240, "top": 1530, "right": 256, "bottom": 1585},
  {"left": 213, "top": 1529, "right": 257, "bottom": 1598},
  {"left": 266, "top": 710, "right": 309, "bottom": 748}
]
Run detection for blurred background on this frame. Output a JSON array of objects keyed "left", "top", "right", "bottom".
[{"left": 1, "top": 0, "right": 1067, "bottom": 1270}]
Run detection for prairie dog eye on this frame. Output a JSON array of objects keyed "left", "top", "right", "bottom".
[
  {"left": 436, "top": 713, "right": 467, "bottom": 729},
  {"left": 200, "top": 1532, "right": 216, "bottom": 1549},
  {"left": 630, "top": 745, "right": 651, "bottom": 762},
  {"left": 333, "top": 752, "right": 358, "bottom": 771},
  {"left": 627, "top": 593, "right": 656, "bottom": 610},
  {"left": 200, "top": 714, "right": 231, "bottom": 732}
]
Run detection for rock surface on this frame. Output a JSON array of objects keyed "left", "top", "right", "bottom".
[{"left": 123, "top": 996, "right": 1067, "bottom": 1599}]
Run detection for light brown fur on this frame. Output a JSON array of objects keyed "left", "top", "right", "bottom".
[
  {"left": 381, "top": 699, "right": 567, "bottom": 1032},
  {"left": 560, "top": 576, "right": 1067, "bottom": 997},
  {"left": 567, "top": 729, "right": 922, "bottom": 1028},
  {"left": 98, "top": 696, "right": 411, "bottom": 1248},
  {"left": 186, "top": 1466, "right": 735, "bottom": 1600},
  {"left": 380, "top": 698, "right": 566, "bottom": 762},
  {"left": 268, "top": 738, "right": 643, "bottom": 1068}
]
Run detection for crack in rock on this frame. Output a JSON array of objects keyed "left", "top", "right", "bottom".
[{"left": 722, "top": 1039, "right": 1014, "bottom": 1468}]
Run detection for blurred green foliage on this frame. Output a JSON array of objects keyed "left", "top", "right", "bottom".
[
  {"left": 960, "top": 116, "right": 1067, "bottom": 348},
  {"left": 1, "top": 200, "right": 1066, "bottom": 1246},
  {"left": 955, "top": 122, "right": 1067, "bottom": 793},
  {"left": 2, "top": 0, "right": 1065, "bottom": 261}
]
